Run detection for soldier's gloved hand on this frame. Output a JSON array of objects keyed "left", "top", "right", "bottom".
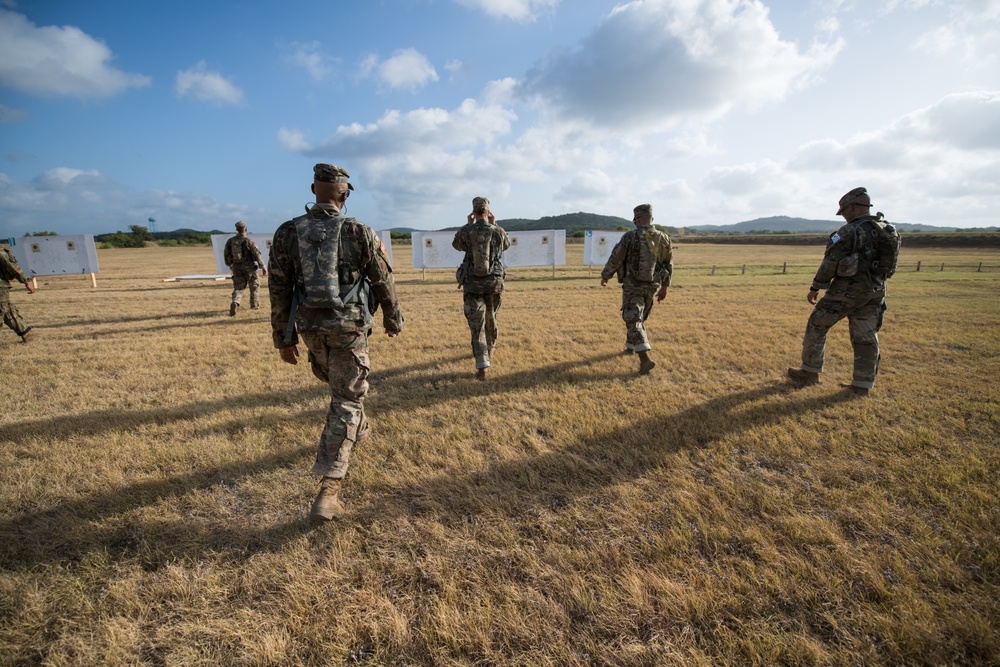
[
  {"left": 279, "top": 346, "right": 299, "bottom": 364},
  {"left": 656, "top": 285, "right": 668, "bottom": 303},
  {"left": 807, "top": 289, "right": 819, "bottom": 305}
]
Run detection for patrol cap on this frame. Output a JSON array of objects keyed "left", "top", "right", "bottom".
[
  {"left": 235, "top": 220, "right": 247, "bottom": 231},
  {"left": 313, "top": 163, "right": 355, "bottom": 190},
  {"left": 472, "top": 196, "right": 490, "bottom": 208},
  {"left": 633, "top": 203, "right": 653, "bottom": 217},
  {"left": 837, "top": 187, "right": 871, "bottom": 215}
]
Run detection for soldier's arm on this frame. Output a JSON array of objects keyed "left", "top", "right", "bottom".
[
  {"left": 365, "top": 232, "right": 403, "bottom": 335},
  {"left": 496, "top": 226, "right": 511, "bottom": 251},
  {"left": 811, "top": 224, "right": 854, "bottom": 291},
  {"left": 452, "top": 228, "right": 467, "bottom": 251},
  {"left": 268, "top": 223, "right": 298, "bottom": 348},
  {"left": 252, "top": 242, "right": 268, "bottom": 274},
  {"left": 601, "top": 236, "right": 628, "bottom": 284}
]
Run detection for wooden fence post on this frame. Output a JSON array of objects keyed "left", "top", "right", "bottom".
[
  {"left": 741, "top": 264, "right": 746, "bottom": 275},
  {"left": 782, "top": 262, "right": 787, "bottom": 274},
  {"left": 940, "top": 262, "right": 945, "bottom": 272},
  {"left": 711, "top": 265, "right": 715, "bottom": 275},
  {"left": 978, "top": 262, "right": 983, "bottom": 273},
  {"left": 916, "top": 261, "right": 921, "bottom": 272}
]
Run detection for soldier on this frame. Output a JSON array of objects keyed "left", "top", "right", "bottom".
[
  {"left": 269, "top": 163, "right": 403, "bottom": 522},
  {"left": 788, "top": 187, "right": 896, "bottom": 397},
  {"left": 0, "top": 243, "right": 36, "bottom": 343},
  {"left": 601, "top": 204, "right": 673, "bottom": 375},
  {"left": 224, "top": 220, "right": 268, "bottom": 316},
  {"left": 452, "top": 196, "right": 511, "bottom": 380}
]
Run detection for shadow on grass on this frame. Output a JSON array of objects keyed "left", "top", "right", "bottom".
[
  {"left": 0, "top": 338, "right": 852, "bottom": 571},
  {"left": 31, "top": 310, "right": 226, "bottom": 330},
  {"left": 358, "top": 381, "right": 854, "bottom": 527}
]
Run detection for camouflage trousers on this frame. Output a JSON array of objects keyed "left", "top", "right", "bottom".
[
  {"left": 300, "top": 330, "right": 371, "bottom": 479},
  {"left": 621, "top": 287, "right": 657, "bottom": 352},
  {"left": 231, "top": 268, "right": 261, "bottom": 307},
  {"left": 0, "top": 289, "right": 30, "bottom": 338},
  {"left": 464, "top": 291, "right": 502, "bottom": 369},
  {"left": 800, "top": 294, "right": 886, "bottom": 389}
]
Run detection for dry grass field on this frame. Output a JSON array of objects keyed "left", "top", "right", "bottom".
[{"left": 2, "top": 241, "right": 998, "bottom": 666}]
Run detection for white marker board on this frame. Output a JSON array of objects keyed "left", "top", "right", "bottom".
[
  {"left": 411, "top": 229, "right": 566, "bottom": 269},
  {"left": 210, "top": 234, "right": 273, "bottom": 274},
  {"left": 583, "top": 230, "right": 626, "bottom": 266},
  {"left": 10, "top": 235, "right": 99, "bottom": 276}
]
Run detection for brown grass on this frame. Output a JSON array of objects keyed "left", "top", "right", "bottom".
[{"left": 1, "top": 243, "right": 998, "bottom": 666}]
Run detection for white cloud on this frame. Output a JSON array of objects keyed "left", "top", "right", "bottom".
[
  {"left": 0, "top": 167, "right": 264, "bottom": 237},
  {"left": 453, "top": 0, "right": 559, "bottom": 21},
  {"left": 175, "top": 62, "right": 244, "bottom": 106},
  {"left": 518, "top": 0, "right": 842, "bottom": 130},
  {"left": 285, "top": 41, "right": 339, "bottom": 81},
  {"left": 363, "top": 48, "right": 439, "bottom": 92},
  {"left": 0, "top": 9, "right": 150, "bottom": 98}
]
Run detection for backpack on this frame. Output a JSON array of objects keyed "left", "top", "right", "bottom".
[
  {"left": 294, "top": 214, "right": 347, "bottom": 308},
  {"left": 226, "top": 236, "right": 245, "bottom": 264},
  {"left": 634, "top": 227, "right": 671, "bottom": 282},
  {"left": 471, "top": 224, "right": 494, "bottom": 277},
  {"left": 865, "top": 213, "right": 900, "bottom": 278}
]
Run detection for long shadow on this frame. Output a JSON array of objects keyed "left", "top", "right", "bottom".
[
  {"left": 0, "top": 351, "right": 629, "bottom": 568},
  {"left": 1, "top": 352, "right": 850, "bottom": 572},
  {"left": 36, "top": 310, "right": 223, "bottom": 330},
  {"left": 356, "top": 381, "right": 854, "bottom": 526}
]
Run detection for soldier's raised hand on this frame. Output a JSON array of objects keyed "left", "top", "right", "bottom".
[{"left": 279, "top": 345, "right": 299, "bottom": 365}]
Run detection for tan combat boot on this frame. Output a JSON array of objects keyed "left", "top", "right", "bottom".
[
  {"left": 229, "top": 302, "right": 238, "bottom": 317},
  {"left": 787, "top": 368, "right": 820, "bottom": 385},
  {"left": 20, "top": 329, "right": 35, "bottom": 343},
  {"left": 476, "top": 368, "right": 488, "bottom": 381},
  {"left": 638, "top": 351, "right": 656, "bottom": 375},
  {"left": 310, "top": 477, "right": 346, "bottom": 522}
]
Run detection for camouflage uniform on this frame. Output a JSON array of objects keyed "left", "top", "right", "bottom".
[
  {"left": 601, "top": 218, "right": 673, "bottom": 353},
  {"left": 0, "top": 245, "right": 33, "bottom": 341},
  {"left": 224, "top": 225, "right": 267, "bottom": 309},
  {"left": 798, "top": 213, "right": 888, "bottom": 389},
  {"left": 269, "top": 202, "right": 403, "bottom": 480},
  {"left": 452, "top": 211, "right": 511, "bottom": 370}
]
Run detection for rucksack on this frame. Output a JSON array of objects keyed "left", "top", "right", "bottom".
[
  {"left": 294, "top": 214, "right": 347, "bottom": 308},
  {"left": 227, "top": 236, "right": 245, "bottom": 263},
  {"left": 866, "top": 213, "right": 900, "bottom": 278},
  {"left": 634, "top": 227, "right": 671, "bottom": 282},
  {"left": 471, "top": 224, "right": 494, "bottom": 277}
]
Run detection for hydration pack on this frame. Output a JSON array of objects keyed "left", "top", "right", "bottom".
[
  {"left": 471, "top": 225, "right": 494, "bottom": 277},
  {"left": 634, "top": 227, "right": 671, "bottom": 282},
  {"left": 294, "top": 214, "right": 347, "bottom": 308},
  {"left": 865, "top": 213, "right": 900, "bottom": 278}
]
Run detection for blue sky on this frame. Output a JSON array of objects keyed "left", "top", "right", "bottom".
[{"left": 1, "top": 0, "right": 998, "bottom": 238}]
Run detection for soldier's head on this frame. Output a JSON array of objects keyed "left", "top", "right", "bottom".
[
  {"left": 235, "top": 220, "right": 247, "bottom": 235},
  {"left": 312, "top": 163, "right": 354, "bottom": 210},
  {"left": 472, "top": 196, "right": 490, "bottom": 217},
  {"left": 836, "top": 187, "right": 871, "bottom": 221},
  {"left": 632, "top": 203, "right": 653, "bottom": 227}
]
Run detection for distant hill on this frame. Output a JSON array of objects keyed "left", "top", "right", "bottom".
[
  {"left": 688, "top": 215, "right": 994, "bottom": 234},
  {"left": 390, "top": 214, "right": 996, "bottom": 236}
]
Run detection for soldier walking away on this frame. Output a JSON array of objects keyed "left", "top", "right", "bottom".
[
  {"left": 452, "top": 196, "right": 511, "bottom": 380},
  {"left": 0, "top": 243, "right": 37, "bottom": 343},
  {"left": 788, "top": 187, "right": 900, "bottom": 397},
  {"left": 600, "top": 204, "right": 673, "bottom": 375},
  {"left": 224, "top": 220, "right": 267, "bottom": 316},
  {"left": 268, "top": 163, "right": 404, "bottom": 522}
]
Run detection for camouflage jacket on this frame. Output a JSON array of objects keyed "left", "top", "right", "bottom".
[
  {"left": 810, "top": 215, "right": 886, "bottom": 299},
  {"left": 224, "top": 235, "right": 265, "bottom": 270},
  {"left": 601, "top": 226, "right": 673, "bottom": 291},
  {"left": 268, "top": 204, "right": 403, "bottom": 348},
  {"left": 0, "top": 245, "right": 28, "bottom": 293},
  {"left": 452, "top": 220, "right": 511, "bottom": 295}
]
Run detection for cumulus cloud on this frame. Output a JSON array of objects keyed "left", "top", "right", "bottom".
[
  {"left": 361, "top": 48, "right": 439, "bottom": 92},
  {"left": 0, "top": 9, "right": 150, "bottom": 98},
  {"left": 0, "top": 166, "right": 264, "bottom": 237},
  {"left": 453, "top": 0, "right": 559, "bottom": 21},
  {"left": 518, "top": 0, "right": 842, "bottom": 130},
  {"left": 175, "top": 62, "right": 244, "bottom": 106}
]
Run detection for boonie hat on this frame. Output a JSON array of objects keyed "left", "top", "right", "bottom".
[
  {"left": 837, "top": 187, "right": 871, "bottom": 215},
  {"left": 314, "top": 163, "right": 355, "bottom": 190}
]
